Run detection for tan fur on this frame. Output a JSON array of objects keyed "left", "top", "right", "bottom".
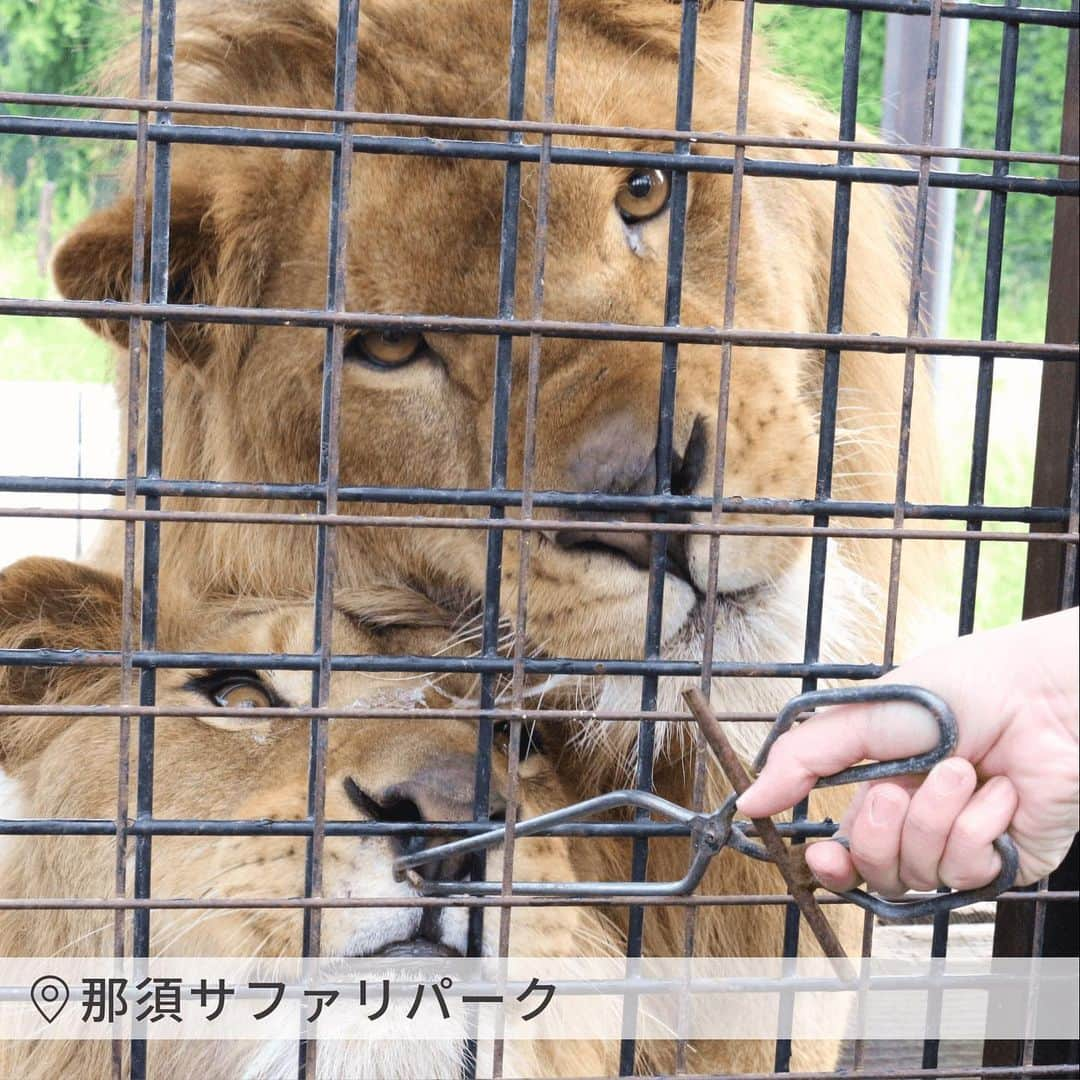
[
  {"left": 0, "top": 558, "right": 622, "bottom": 1078},
  {"left": 47, "top": 1, "right": 946, "bottom": 1072}
]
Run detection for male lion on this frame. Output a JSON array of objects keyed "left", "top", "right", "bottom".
[
  {"left": 52, "top": 0, "right": 942, "bottom": 1041},
  {"left": 0, "top": 556, "right": 624, "bottom": 1079}
]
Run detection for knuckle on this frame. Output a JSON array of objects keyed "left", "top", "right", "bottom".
[
  {"left": 941, "top": 864, "right": 991, "bottom": 891},
  {"left": 904, "top": 808, "right": 947, "bottom": 842}
]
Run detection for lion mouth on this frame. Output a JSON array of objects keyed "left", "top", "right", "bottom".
[{"left": 363, "top": 935, "right": 463, "bottom": 959}]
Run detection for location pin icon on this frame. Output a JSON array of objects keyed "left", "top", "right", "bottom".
[{"left": 31, "top": 975, "right": 70, "bottom": 1024}]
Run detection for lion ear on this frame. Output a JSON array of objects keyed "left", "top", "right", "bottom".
[
  {"left": 0, "top": 558, "right": 127, "bottom": 707},
  {"left": 51, "top": 184, "right": 222, "bottom": 366}
]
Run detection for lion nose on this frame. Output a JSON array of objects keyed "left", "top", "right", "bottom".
[
  {"left": 344, "top": 759, "right": 506, "bottom": 881},
  {"left": 553, "top": 414, "right": 707, "bottom": 583}
]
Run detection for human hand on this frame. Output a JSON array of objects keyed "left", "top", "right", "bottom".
[{"left": 737, "top": 608, "right": 1079, "bottom": 894}]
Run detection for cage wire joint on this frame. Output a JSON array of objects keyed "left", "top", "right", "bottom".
[{"left": 395, "top": 684, "right": 1020, "bottom": 928}]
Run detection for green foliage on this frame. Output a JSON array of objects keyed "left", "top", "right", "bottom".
[
  {"left": 0, "top": 230, "right": 112, "bottom": 381},
  {"left": 758, "top": 7, "right": 1068, "bottom": 630},
  {"left": 757, "top": 7, "right": 887, "bottom": 130},
  {"left": 759, "top": 5, "right": 1071, "bottom": 346},
  {"left": 0, "top": 0, "right": 128, "bottom": 225},
  {"left": 949, "top": 15, "right": 1070, "bottom": 343}
]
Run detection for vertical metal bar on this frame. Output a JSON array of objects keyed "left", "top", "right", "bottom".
[
  {"left": 935, "top": 6, "right": 1021, "bottom": 1069},
  {"left": 675, "top": 0, "right": 755, "bottom": 1072},
  {"left": 881, "top": 3, "right": 945, "bottom": 1067},
  {"left": 777, "top": 9, "right": 863, "bottom": 1074},
  {"left": 985, "top": 26, "right": 1079, "bottom": 1072},
  {"left": 130, "top": 2, "right": 175, "bottom": 1075},
  {"left": 848, "top": 909, "right": 877, "bottom": 1072},
  {"left": 492, "top": 3, "right": 560, "bottom": 1077},
  {"left": 620, "top": 4, "right": 699, "bottom": 1075},
  {"left": 882, "top": 0, "right": 943, "bottom": 668},
  {"left": 297, "top": 3, "right": 361, "bottom": 1077},
  {"left": 464, "top": 5, "right": 531, "bottom": 1076},
  {"left": 1022, "top": 876, "right": 1052, "bottom": 1068},
  {"left": 957, "top": 0, "right": 1020, "bottom": 639},
  {"left": 113, "top": 5, "right": 155, "bottom": 1078},
  {"left": 881, "top": 12, "right": 968, "bottom": 341}
]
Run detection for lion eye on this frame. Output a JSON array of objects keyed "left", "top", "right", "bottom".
[
  {"left": 207, "top": 677, "right": 274, "bottom": 710},
  {"left": 615, "top": 169, "right": 671, "bottom": 223},
  {"left": 346, "top": 329, "right": 425, "bottom": 367}
]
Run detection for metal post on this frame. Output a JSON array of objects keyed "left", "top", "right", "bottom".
[
  {"left": 882, "top": 11, "right": 969, "bottom": 340},
  {"left": 983, "top": 24, "right": 1079, "bottom": 1074}
]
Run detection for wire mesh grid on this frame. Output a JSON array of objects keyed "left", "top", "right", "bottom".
[{"left": 0, "top": 0, "right": 1077, "bottom": 1078}]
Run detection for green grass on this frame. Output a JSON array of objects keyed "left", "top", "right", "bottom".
[{"left": 0, "top": 231, "right": 112, "bottom": 382}]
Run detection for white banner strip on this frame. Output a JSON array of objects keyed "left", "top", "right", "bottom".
[{"left": 0, "top": 957, "right": 1075, "bottom": 1042}]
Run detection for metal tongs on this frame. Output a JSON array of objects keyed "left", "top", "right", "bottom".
[{"left": 395, "top": 685, "right": 1019, "bottom": 931}]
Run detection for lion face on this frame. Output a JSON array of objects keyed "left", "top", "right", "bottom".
[
  {"left": 0, "top": 559, "right": 605, "bottom": 965},
  {"left": 54, "top": 0, "right": 936, "bottom": 702}
]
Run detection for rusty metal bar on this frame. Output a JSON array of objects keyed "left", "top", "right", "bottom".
[
  {"left": 1, "top": 90, "right": 1075, "bottom": 168},
  {"left": 684, "top": 689, "right": 852, "bottom": 963},
  {"left": 984, "top": 24, "right": 1080, "bottom": 1076},
  {"left": 2, "top": 503, "right": 1076, "bottom": 544},
  {"left": 0, "top": 891, "right": 1074, "bottom": 912},
  {"left": 3, "top": 296, "right": 1076, "bottom": 358}
]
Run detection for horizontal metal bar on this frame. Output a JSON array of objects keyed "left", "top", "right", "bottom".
[
  {"left": 0, "top": 473, "right": 1071, "bottom": 524},
  {"left": 447, "top": 1068, "right": 1080, "bottom": 1080},
  {"left": 0, "top": 891, "right": 1074, "bottom": 911},
  {"left": 753, "top": 0, "right": 1078, "bottom": 25},
  {"left": 2, "top": 297, "right": 1076, "bottom": 362},
  {"left": 0, "top": 703, "right": 762, "bottom": 723},
  {"left": 0, "top": 90, "right": 1073, "bottom": 169},
  {"left": 492, "top": 1068, "right": 1080, "bottom": 1080},
  {"left": 20, "top": 509, "right": 1078, "bottom": 545},
  {"left": 0, "top": 115, "right": 1075, "bottom": 197},
  {"left": 0, "top": 817, "right": 839, "bottom": 840},
  {"left": 0, "top": 645, "right": 887, "bottom": 680},
  {"left": 766, "top": 0, "right": 1076, "bottom": 22},
  {"left": 2, "top": 503, "right": 1075, "bottom": 546}
]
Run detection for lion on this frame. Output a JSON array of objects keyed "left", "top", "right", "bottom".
[
  {"left": 0, "top": 556, "right": 630, "bottom": 1078},
  {"left": 49, "top": 0, "right": 943, "bottom": 1058}
]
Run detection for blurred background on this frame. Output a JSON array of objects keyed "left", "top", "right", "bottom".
[{"left": 0, "top": 0, "right": 1073, "bottom": 631}]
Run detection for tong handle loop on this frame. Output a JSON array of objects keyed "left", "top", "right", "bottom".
[
  {"left": 834, "top": 833, "right": 1020, "bottom": 919},
  {"left": 750, "top": 683, "right": 1018, "bottom": 917},
  {"left": 754, "top": 684, "right": 958, "bottom": 787}
]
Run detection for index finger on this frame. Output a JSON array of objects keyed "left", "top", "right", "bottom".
[{"left": 735, "top": 698, "right": 942, "bottom": 818}]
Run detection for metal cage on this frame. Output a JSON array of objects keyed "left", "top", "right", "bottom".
[{"left": 0, "top": 0, "right": 1077, "bottom": 1078}]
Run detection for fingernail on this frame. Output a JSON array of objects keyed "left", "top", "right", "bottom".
[
  {"left": 807, "top": 843, "right": 847, "bottom": 889},
  {"left": 868, "top": 788, "right": 901, "bottom": 827},
  {"left": 813, "top": 868, "right": 841, "bottom": 889},
  {"left": 935, "top": 758, "right": 969, "bottom": 791}
]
